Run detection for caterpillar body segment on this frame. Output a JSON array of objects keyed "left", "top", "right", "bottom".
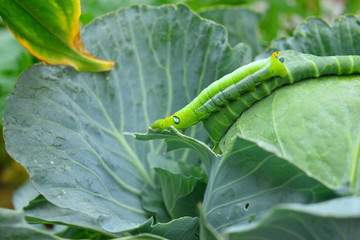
[
  {"left": 203, "top": 77, "right": 288, "bottom": 143},
  {"left": 203, "top": 51, "right": 360, "bottom": 144},
  {"left": 151, "top": 51, "right": 286, "bottom": 131}
]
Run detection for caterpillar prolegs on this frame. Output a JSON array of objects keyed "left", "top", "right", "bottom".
[{"left": 203, "top": 50, "right": 360, "bottom": 144}]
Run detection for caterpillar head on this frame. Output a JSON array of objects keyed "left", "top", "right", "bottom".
[{"left": 151, "top": 115, "right": 181, "bottom": 131}]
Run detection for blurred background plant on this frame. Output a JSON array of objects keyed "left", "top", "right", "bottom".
[{"left": 0, "top": 0, "right": 358, "bottom": 208}]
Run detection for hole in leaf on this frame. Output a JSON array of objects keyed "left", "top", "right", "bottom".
[
  {"left": 279, "top": 57, "right": 285, "bottom": 63},
  {"left": 244, "top": 202, "right": 250, "bottom": 211},
  {"left": 44, "top": 224, "right": 54, "bottom": 229}
]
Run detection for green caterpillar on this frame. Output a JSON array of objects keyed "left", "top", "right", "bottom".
[
  {"left": 203, "top": 50, "right": 360, "bottom": 144},
  {"left": 151, "top": 51, "right": 287, "bottom": 131},
  {"left": 151, "top": 50, "right": 360, "bottom": 141}
]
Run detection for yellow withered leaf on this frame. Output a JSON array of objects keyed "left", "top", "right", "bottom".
[{"left": 0, "top": 0, "right": 114, "bottom": 72}]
